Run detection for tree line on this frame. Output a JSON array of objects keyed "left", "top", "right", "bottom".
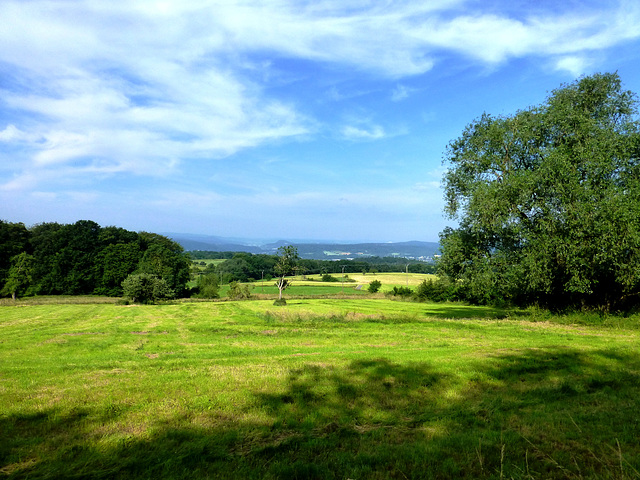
[{"left": 0, "top": 220, "right": 190, "bottom": 299}]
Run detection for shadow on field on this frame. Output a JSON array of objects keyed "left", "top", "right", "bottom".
[
  {"left": 420, "top": 304, "right": 510, "bottom": 319},
  {"left": 2, "top": 349, "right": 640, "bottom": 479}
]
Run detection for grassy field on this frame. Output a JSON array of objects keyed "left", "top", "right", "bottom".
[
  {"left": 1, "top": 298, "right": 639, "bottom": 479},
  {"left": 301, "top": 272, "right": 437, "bottom": 288},
  {"left": 224, "top": 272, "right": 438, "bottom": 298}
]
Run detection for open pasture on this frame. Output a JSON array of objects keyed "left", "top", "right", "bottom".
[
  {"left": 1, "top": 298, "right": 639, "bottom": 479},
  {"left": 302, "top": 272, "right": 437, "bottom": 288}
]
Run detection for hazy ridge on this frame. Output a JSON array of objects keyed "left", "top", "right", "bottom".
[{"left": 165, "top": 233, "right": 440, "bottom": 261}]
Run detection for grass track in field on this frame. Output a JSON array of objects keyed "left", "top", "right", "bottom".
[{"left": 1, "top": 298, "right": 640, "bottom": 479}]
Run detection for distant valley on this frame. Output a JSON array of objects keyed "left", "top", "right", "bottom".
[{"left": 165, "top": 233, "right": 440, "bottom": 261}]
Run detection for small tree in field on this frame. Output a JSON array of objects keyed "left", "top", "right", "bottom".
[
  {"left": 1, "top": 252, "right": 34, "bottom": 300},
  {"left": 228, "top": 281, "right": 252, "bottom": 299},
  {"left": 122, "top": 273, "right": 174, "bottom": 304},
  {"left": 274, "top": 245, "right": 299, "bottom": 305},
  {"left": 368, "top": 279, "right": 382, "bottom": 293},
  {"left": 193, "top": 273, "right": 220, "bottom": 299}
]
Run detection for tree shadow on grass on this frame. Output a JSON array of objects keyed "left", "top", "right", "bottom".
[
  {"left": 420, "top": 304, "right": 511, "bottom": 320},
  {"left": 2, "top": 349, "right": 640, "bottom": 479}
]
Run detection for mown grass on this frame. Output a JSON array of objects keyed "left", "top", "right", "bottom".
[
  {"left": 1, "top": 299, "right": 639, "bottom": 479},
  {"left": 222, "top": 272, "right": 437, "bottom": 298}
]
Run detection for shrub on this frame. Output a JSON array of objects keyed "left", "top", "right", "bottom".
[
  {"left": 122, "top": 273, "right": 174, "bottom": 304},
  {"left": 228, "top": 281, "right": 252, "bottom": 299},
  {"left": 368, "top": 279, "right": 382, "bottom": 293},
  {"left": 193, "top": 273, "right": 220, "bottom": 299},
  {"left": 414, "top": 279, "right": 449, "bottom": 302},
  {"left": 273, "top": 298, "right": 287, "bottom": 306},
  {"left": 391, "top": 286, "right": 413, "bottom": 297},
  {"left": 321, "top": 274, "right": 338, "bottom": 282}
]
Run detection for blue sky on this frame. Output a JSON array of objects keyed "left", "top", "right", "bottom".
[{"left": 1, "top": 0, "right": 640, "bottom": 243}]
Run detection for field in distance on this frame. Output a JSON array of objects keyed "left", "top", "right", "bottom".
[
  {"left": 227, "top": 272, "right": 438, "bottom": 297},
  {"left": 2, "top": 298, "right": 639, "bottom": 479}
]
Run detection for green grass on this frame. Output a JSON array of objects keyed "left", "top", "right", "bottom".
[
  {"left": 1, "top": 298, "right": 640, "bottom": 479},
  {"left": 222, "top": 272, "right": 437, "bottom": 298}
]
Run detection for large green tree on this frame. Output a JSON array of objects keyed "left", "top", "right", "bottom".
[
  {"left": 440, "top": 73, "right": 640, "bottom": 311},
  {"left": 0, "top": 220, "right": 30, "bottom": 286},
  {"left": 136, "top": 233, "right": 191, "bottom": 297},
  {"left": 1, "top": 252, "right": 35, "bottom": 300}
]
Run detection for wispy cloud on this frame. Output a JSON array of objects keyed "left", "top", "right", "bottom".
[
  {"left": 341, "top": 124, "right": 386, "bottom": 140},
  {"left": 391, "top": 85, "right": 416, "bottom": 102},
  {"left": 1, "top": 0, "right": 639, "bottom": 232}
]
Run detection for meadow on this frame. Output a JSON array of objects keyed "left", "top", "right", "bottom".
[
  {"left": 1, "top": 295, "right": 639, "bottom": 479},
  {"left": 226, "top": 272, "right": 438, "bottom": 297}
]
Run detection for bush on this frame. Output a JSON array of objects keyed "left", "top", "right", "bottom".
[
  {"left": 273, "top": 298, "right": 287, "bottom": 306},
  {"left": 414, "top": 279, "right": 449, "bottom": 302},
  {"left": 193, "top": 273, "right": 220, "bottom": 299},
  {"left": 390, "top": 286, "right": 413, "bottom": 297},
  {"left": 321, "top": 274, "right": 338, "bottom": 282},
  {"left": 122, "top": 273, "right": 174, "bottom": 304},
  {"left": 228, "top": 281, "right": 252, "bottom": 299},
  {"left": 368, "top": 279, "right": 382, "bottom": 293}
]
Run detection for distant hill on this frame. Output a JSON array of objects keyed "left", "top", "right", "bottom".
[{"left": 165, "top": 233, "right": 440, "bottom": 261}]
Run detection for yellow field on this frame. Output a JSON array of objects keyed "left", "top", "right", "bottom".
[{"left": 299, "top": 272, "right": 437, "bottom": 288}]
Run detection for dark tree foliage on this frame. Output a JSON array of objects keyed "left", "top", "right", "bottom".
[
  {"left": 95, "top": 242, "right": 142, "bottom": 296},
  {"left": 122, "top": 273, "right": 174, "bottom": 304},
  {"left": 440, "top": 73, "right": 640, "bottom": 311},
  {"left": 0, "top": 220, "right": 30, "bottom": 286},
  {"left": 1, "top": 252, "right": 35, "bottom": 300},
  {"left": 137, "top": 233, "right": 191, "bottom": 297},
  {"left": 192, "top": 273, "right": 220, "bottom": 299},
  {"left": 368, "top": 279, "right": 382, "bottom": 293},
  {"left": 1, "top": 220, "right": 191, "bottom": 298}
]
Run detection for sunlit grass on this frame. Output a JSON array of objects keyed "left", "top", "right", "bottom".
[{"left": 1, "top": 299, "right": 639, "bottom": 479}]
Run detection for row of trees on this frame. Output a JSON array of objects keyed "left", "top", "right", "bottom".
[
  {"left": 0, "top": 220, "right": 191, "bottom": 299},
  {"left": 439, "top": 72, "right": 640, "bottom": 311}
]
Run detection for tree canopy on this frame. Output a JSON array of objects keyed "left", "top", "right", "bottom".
[
  {"left": 439, "top": 72, "right": 640, "bottom": 311},
  {"left": 0, "top": 220, "right": 191, "bottom": 298}
]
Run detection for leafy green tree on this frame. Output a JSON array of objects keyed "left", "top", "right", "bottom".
[
  {"left": 368, "top": 279, "right": 382, "bottom": 293},
  {"left": 122, "top": 273, "right": 174, "bottom": 304},
  {"left": 1, "top": 252, "right": 35, "bottom": 300},
  {"left": 28, "top": 220, "right": 102, "bottom": 295},
  {"left": 95, "top": 242, "right": 142, "bottom": 296},
  {"left": 0, "top": 220, "right": 30, "bottom": 287},
  {"left": 274, "top": 245, "right": 299, "bottom": 303},
  {"left": 193, "top": 273, "right": 220, "bottom": 299},
  {"left": 28, "top": 222, "right": 65, "bottom": 294},
  {"left": 227, "top": 281, "right": 252, "bottom": 299},
  {"left": 440, "top": 73, "right": 640, "bottom": 310},
  {"left": 137, "top": 233, "right": 191, "bottom": 297}
]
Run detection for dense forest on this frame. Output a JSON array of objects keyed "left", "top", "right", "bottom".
[{"left": 0, "top": 220, "right": 191, "bottom": 299}]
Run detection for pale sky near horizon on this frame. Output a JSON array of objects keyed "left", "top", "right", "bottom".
[{"left": 2, "top": 0, "right": 640, "bottom": 243}]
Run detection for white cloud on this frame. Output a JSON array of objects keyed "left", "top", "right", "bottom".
[
  {"left": 1, "top": 0, "right": 639, "bottom": 193},
  {"left": 0, "top": 125, "right": 42, "bottom": 143},
  {"left": 342, "top": 124, "right": 386, "bottom": 140},
  {"left": 553, "top": 56, "right": 593, "bottom": 76},
  {"left": 391, "top": 85, "right": 415, "bottom": 102}
]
